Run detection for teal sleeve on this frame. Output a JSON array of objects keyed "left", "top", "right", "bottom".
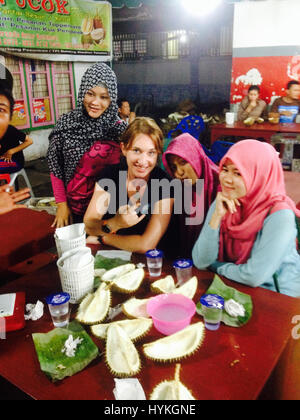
[
  {"left": 192, "top": 201, "right": 220, "bottom": 269},
  {"left": 216, "top": 210, "right": 296, "bottom": 287}
]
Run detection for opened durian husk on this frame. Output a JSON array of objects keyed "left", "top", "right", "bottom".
[
  {"left": 150, "top": 364, "right": 196, "bottom": 400},
  {"left": 101, "top": 263, "right": 135, "bottom": 283},
  {"left": 122, "top": 297, "right": 150, "bottom": 318},
  {"left": 173, "top": 276, "right": 198, "bottom": 299},
  {"left": 76, "top": 282, "right": 111, "bottom": 325},
  {"left": 105, "top": 324, "right": 141, "bottom": 377},
  {"left": 91, "top": 318, "right": 152, "bottom": 342},
  {"left": 112, "top": 268, "right": 144, "bottom": 293},
  {"left": 151, "top": 275, "right": 176, "bottom": 294},
  {"left": 143, "top": 322, "right": 205, "bottom": 362}
]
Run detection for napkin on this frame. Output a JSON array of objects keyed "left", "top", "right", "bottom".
[
  {"left": 113, "top": 378, "right": 146, "bottom": 400},
  {"left": 25, "top": 300, "right": 44, "bottom": 321},
  {"left": 55, "top": 223, "right": 85, "bottom": 240},
  {"left": 59, "top": 247, "right": 92, "bottom": 270}
]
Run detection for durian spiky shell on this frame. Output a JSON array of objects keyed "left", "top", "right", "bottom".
[
  {"left": 172, "top": 276, "right": 198, "bottom": 299},
  {"left": 101, "top": 263, "right": 135, "bottom": 283},
  {"left": 111, "top": 268, "right": 145, "bottom": 294},
  {"left": 91, "top": 317, "right": 153, "bottom": 342},
  {"left": 150, "top": 275, "right": 176, "bottom": 294},
  {"left": 149, "top": 380, "right": 196, "bottom": 400},
  {"left": 122, "top": 297, "right": 150, "bottom": 319},
  {"left": 143, "top": 322, "right": 205, "bottom": 363},
  {"left": 105, "top": 324, "right": 141, "bottom": 377},
  {"left": 75, "top": 283, "right": 111, "bottom": 325}
]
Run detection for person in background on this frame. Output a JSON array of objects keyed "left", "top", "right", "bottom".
[
  {"left": 0, "top": 86, "right": 33, "bottom": 174},
  {"left": 237, "top": 85, "right": 267, "bottom": 122},
  {"left": 84, "top": 117, "right": 175, "bottom": 255},
  {"left": 117, "top": 98, "right": 136, "bottom": 124},
  {"left": 162, "top": 133, "right": 219, "bottom": 257},
  {"left": 270, "top": 80, "right": 300, "bottom": 123},
  {"left": 192, "top": 139, "right": 300, "bottom": 298},
  {"left": 47, "top": 63, "right": 127, "bottom": 228},
  {"left": 0, "top": 185, "right": 30, "bottom": 215}
]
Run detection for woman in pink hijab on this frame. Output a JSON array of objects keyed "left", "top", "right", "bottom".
[
  {"left": 162, "top": 133, "right": 219, "bottom": 256},
  {"left": 192, "top": 139, "right": 300, "bottom": 297}
]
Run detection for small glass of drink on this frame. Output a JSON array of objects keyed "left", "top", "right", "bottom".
[
  {"left": 46, "top": 293, "right": 70, "bottom": 328},
  {"left": 173, "top": 259, "right": 193, "bottom": 285},
  {"left": 145, "top": 249, "right": 163, "bottom": 277},
  {"left": 200, "top": 294, "right": 224, "bottom": 331}
]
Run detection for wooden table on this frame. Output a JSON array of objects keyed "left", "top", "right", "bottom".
[
  {"left": 210, "top": 122, "right": 300, "bottom": 145},
  {"left": 1, "top": 255, "right": 299, "bottom": 401}
]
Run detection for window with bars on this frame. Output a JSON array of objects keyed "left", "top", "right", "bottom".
[
  {"left": 113, "top": 35, "right": 148, "bottom": 60},
  {"left": 4, "top": 57, "right": 75, "bottom": 130}
]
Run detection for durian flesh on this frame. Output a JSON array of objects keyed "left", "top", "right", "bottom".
[
  {"left": 143, "top": 322, "right": 205, "bottom": 362},
  {"left": 151, "top": 275, "right": 198, "bottom": 300},
  {"left": 91, "top": 318, "right": 153, "bottom": 342},
  {"left": 105, "top": 324, "right": 141, "bottom": 377},
  {"left": 101, "top": 263, "right": 136, "bottom": 283},
  {"left": 75, "top": 282, "right": 111, "bottom": 325},
  {"left": 122, "top": 297, "right": 150, "bottom": 318},
  {"left": 112, "top": 268, "right": 145, "bottom": 293},
  {"left": 150, "top": 364, "right": 196, "bottom": 400}
]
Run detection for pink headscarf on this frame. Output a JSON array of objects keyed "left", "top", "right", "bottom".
[
  {"left": 218, "top": 139, "right": 300, "bottom": 264},
  {"left": 162, "top": 133, "right": 219, "bottom": 255}
]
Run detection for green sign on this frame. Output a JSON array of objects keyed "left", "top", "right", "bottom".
[{"left": 0, "top": 0, "right": 112, "bottom": 61}]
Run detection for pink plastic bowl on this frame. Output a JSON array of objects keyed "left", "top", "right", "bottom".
[{"left": 146, "top": 294, "right": 196, "bottom": 335}]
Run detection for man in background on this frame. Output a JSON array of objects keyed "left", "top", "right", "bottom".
[
  {"left": 117, "top": 98, "right": 136, "bottom": 124},
  {"left": 270, "top": 80, "right": 300, "bottom": 123}
]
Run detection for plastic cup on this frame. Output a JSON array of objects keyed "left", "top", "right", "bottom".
[
  {"left": 46, "top": 293, "right": 70, "bottom": 328},
  {"left": 200, "top": 294, "right": 224, "bottom": 331},
  {"left": 173, "top": 259, "right": 193, "bottom": 285},
  {"left": 225, "top": 112, "right": 235, "bottom": 125},
  {"left": 145, "top": 249, "right": 163, "bottom": 277}
]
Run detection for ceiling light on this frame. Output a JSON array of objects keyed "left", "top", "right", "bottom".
[{"left": 182, "top": 0, "right": 223, "bottom": 16}]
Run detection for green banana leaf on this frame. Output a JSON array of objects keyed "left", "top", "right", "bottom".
[
  {"left": 32, "top": 321, "right": 99, "bottom": 382},
  {"left": 94, "top": 254, "right": 129, "bottom": 271},
  {"left": 196, "top": 275, "right": 253, "bottom": 327}
]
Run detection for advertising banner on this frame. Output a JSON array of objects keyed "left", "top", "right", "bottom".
[{"left": 0, "top": 0, "right": 112, "bottom": 61}]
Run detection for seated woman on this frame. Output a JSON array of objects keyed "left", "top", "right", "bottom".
[
  {"left": 0, "top": 87, "right": 33, "bottom": 174},
  {"left": 192, "top": 139, "right": 300, "bottom": 298},
  {"left": 237, "top": 85, "right": 267, "bottom": 122},
  {"left": 162, "top": 133, "right": 219, "bottom": 257},
  {"left": 84, "top": 117, "right": 175, "bottom": 255}
]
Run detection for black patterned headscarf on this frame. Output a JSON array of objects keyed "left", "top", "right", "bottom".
[{"left": 47, "top": 63, "right": 127, "bottom": 185}]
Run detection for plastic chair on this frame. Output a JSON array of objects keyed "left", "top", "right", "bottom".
[
  {"left": 201, "top": 140, "right": 234, "bottom": 164},
  {"left": 167, "top": 115, "right": 205, "bottom": 140},
  {"left": 0, "top": 173, "right": 11, "bottom": 186},
  {"left": 9, "top": 169, "right": 35, "bottom": 198}
]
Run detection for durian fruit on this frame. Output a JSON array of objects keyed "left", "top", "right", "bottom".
[
  {"left": 150, "top": 364, "right": 196, "bottom": 400},
  {"left": 105, "top": 324, "right": 141, "bottom": 377},
  {"left": 143, "top": 322, "right": 205, "bottom": 362},
  {"left": 101, "top": 263, "right": 135, "bottom": 283},
  {"left": 256, "top": 117, "right": 264, "bottom": 123},
  {"left": 75, "top": 282, "right": 111, "bottom": 325},
  {"left": 172, "top": 276, "right": 198, "bottom": 300},
  {"left": 151, "top": 275, "right": 176, "bottom": 294},
  {"left": 94, "top": 268, "right": 106, "bottom": 279},
  {"left": 151, "top": 275, "right": 198, "bottom": 300},
  {"left": 122, "top": 297, "right": 150, "bottom": 319},
  {"left": 91, "top": 318, "right": 152, "bottom": 342},
  {"left": 243, "top": 117, "right": 255, "bottom": 126},
  {"left": 112, "top": 268, "right": 144, "bottom": 294}
]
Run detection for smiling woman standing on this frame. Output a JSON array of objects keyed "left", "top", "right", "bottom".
[
  {"left": 192, "top": 139, "right": 300, "bottom": 297},
  {"left": 47, "top": 63, "right": 127, "bottom": 227},
  {"left": 84, "top": 117, "right": 175, "bottom": 255}
]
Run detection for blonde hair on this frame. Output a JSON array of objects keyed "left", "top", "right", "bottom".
[{"left": 121, "top": 117, "right": 163, "bottom": 154}]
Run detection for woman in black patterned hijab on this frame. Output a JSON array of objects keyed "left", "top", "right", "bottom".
[{"left": 47, "top": 63, "right": 127, "bottom": 228}]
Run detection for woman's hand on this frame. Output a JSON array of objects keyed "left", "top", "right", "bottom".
[
  {"left": 0, "top": 186, "right": 30, "bottom": 215},
  {"left": 0, "top": 149, "right": 14, "bottom": 162},
  {"left": 210, "top": 192, "right": 240, "bottom": 229},
  {"left": 52, "top": 202, "right": 72, "bottom": 228},
  {"left": 114, "top": 203, "right": 146, "bottom": 230}
]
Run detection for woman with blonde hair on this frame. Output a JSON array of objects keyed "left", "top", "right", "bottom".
[{"left": 85, "top": 117, "right": 175, "bottom": 254}]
